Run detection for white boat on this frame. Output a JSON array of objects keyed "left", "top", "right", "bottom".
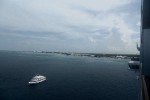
[
  {"left": 28, "top": 74, "right": 46, "bottom": 84},
  {"left": 128, "top": 61, "right": 140, "bottom": 69}
]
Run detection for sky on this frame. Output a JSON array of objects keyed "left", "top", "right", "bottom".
[{"left": 0, "top": 0, "right": 141, "bottom": 54}]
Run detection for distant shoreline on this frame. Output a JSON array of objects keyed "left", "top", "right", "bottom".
[
  {"left": 0, "top": 50, "right": 139, "bottom": 59},
  {"left": 40, "top": 51, "right": 139, "bottom": 59}
]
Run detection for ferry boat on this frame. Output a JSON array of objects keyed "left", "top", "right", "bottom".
[
  {"left": 128, "top": 61, "right": 140, "bottom": 69},
  {"left": 28, "top": 74, "right": 46, "bottom": 85},
  {"left": 128, "top": 57, "right": 140, "bottom": 69}
]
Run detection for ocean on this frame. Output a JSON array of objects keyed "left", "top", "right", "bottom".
[{"left": 0, "top": 51, "right": 138, "bottom": 100}]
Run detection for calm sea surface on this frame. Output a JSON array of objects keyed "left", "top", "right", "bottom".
[{"left": 0, "top": 51, "right": 138, "bottom": 100}]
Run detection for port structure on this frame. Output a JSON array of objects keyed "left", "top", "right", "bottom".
[{"left": 140, "top": 0, "right": 150, "bottom": 100}]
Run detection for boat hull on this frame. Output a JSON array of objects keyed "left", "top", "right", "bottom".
[
  {"left": 28, "top": 75, "right": 46, "bottom": 85},
  {"left": 128, "top": 61, "right": 140, "bottom": 69}
]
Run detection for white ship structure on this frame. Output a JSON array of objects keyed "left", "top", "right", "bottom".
[{"left": 28, "top": 74, "right": 46, "bottom": 84}]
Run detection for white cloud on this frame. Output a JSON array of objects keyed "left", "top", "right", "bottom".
[
  {"left": 88, "top": 37, "right": 96, "bottom": 43},
  {"left": 136, "top": 21, "right": 141, "bottom": 27},
  {"left": 0, "top": 0, "right": 141, "bottom": 53}
]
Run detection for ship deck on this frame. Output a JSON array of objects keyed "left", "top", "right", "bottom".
[{"left": 142, "top": 76, "right": 150, "bottom": 100}]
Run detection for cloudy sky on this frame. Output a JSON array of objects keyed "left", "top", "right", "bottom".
[{"left": 0, "top": 0, "right": 141, "bottom": 54}]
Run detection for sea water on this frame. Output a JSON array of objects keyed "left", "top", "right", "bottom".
[{"left": 0, "top": 51, "right": 138, "bottom": 100}]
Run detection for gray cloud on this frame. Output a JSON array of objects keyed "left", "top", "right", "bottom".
[{"left": 0, "top": 0, "right": 141, "bottom": 53}]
